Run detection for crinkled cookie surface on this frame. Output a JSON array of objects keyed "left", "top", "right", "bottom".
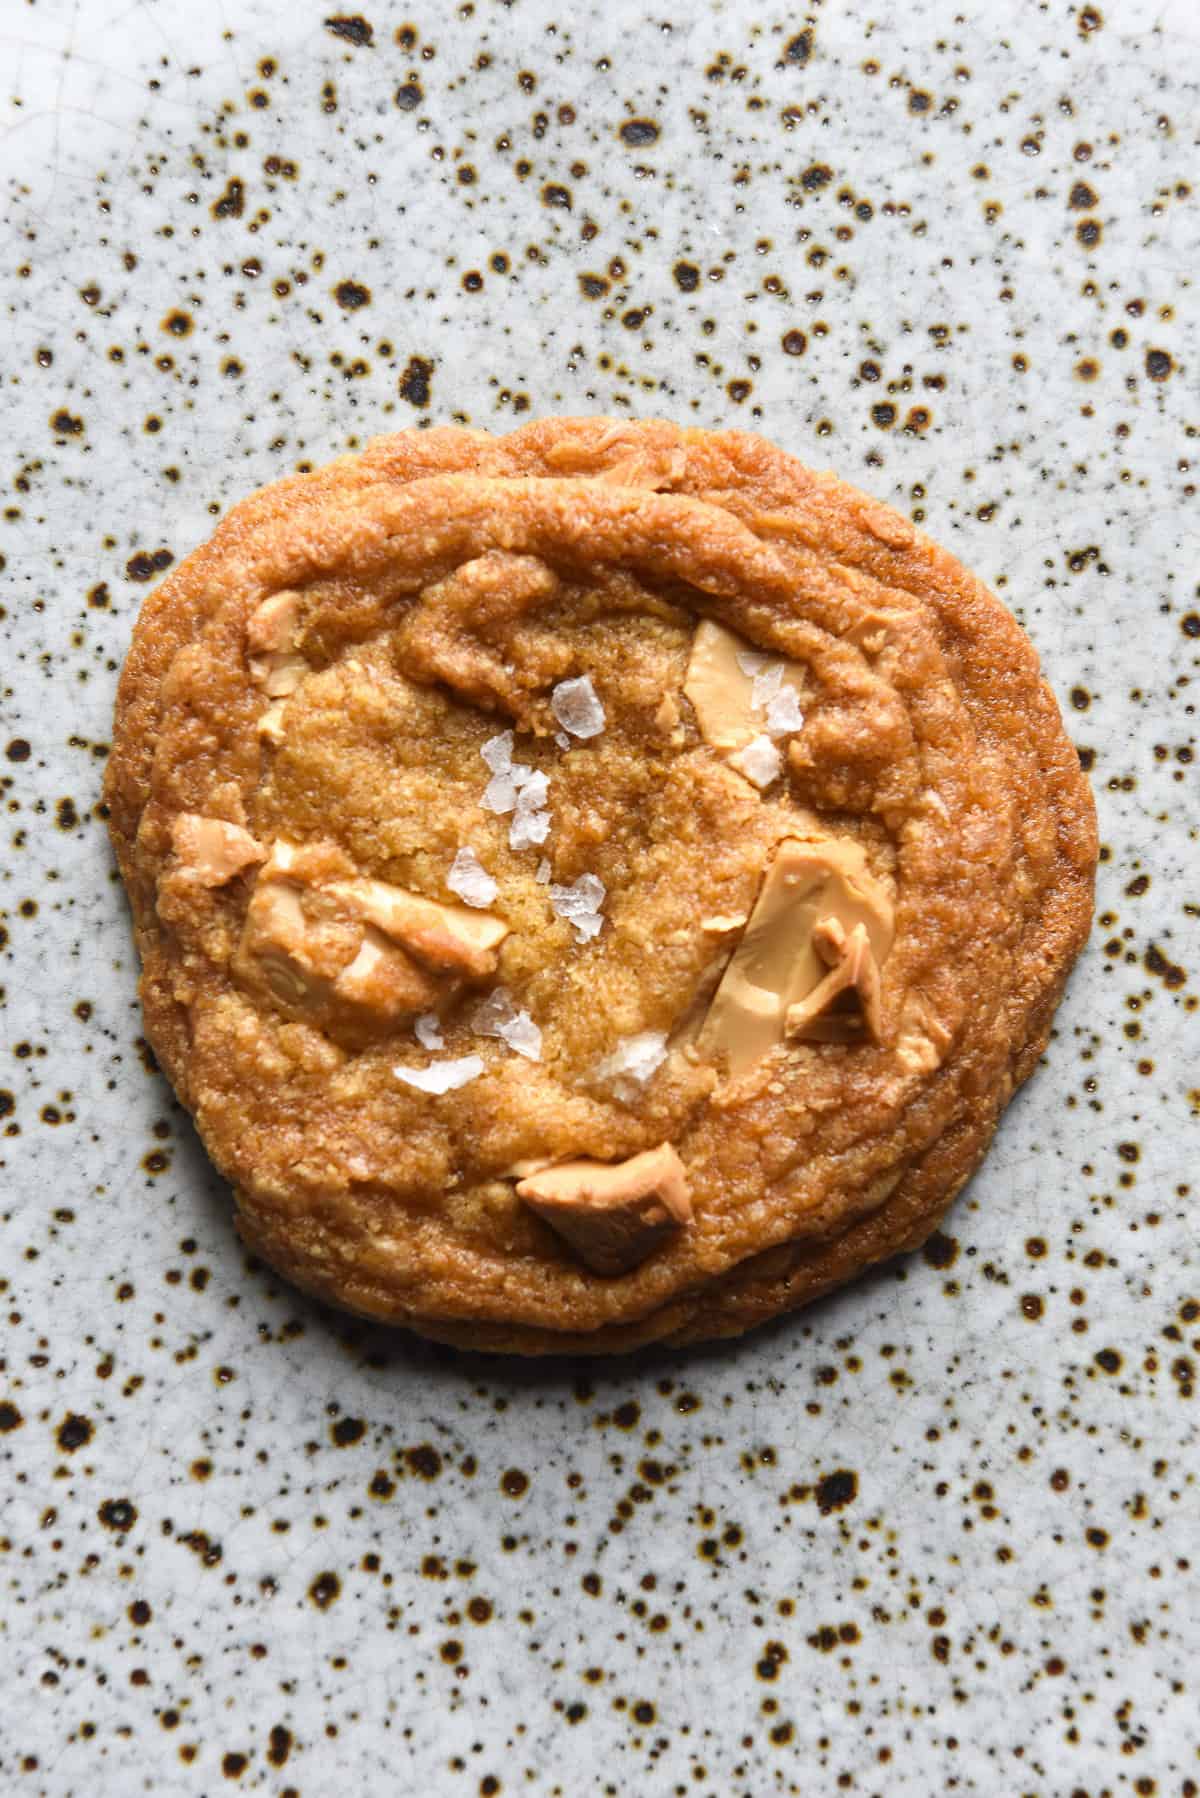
[{"left": 105, "top": 418, "right": 1097, "bottom": 1354}]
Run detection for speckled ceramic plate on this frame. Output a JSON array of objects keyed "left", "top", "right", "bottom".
[{"left": 2, "top": 2, "right": 1197, "bottom": 1791}]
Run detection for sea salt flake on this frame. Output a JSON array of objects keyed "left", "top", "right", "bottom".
[
  {"left": 482, "top": 770, "right": 518, "bottom": 815},
  {"left": 395, "top": 1055, "right": 484, "bottom": 1094},
  {"left": 535, "top": 858, "right": 552, "bottom": 885},
  {"left": 551, "top": 675, "right": 606, "bottom": 739},
  {"left": 509, "top": 809, "right": 551, "bottom": 851},
  {"left": 595, "top": 1030, "right": 668, "bottom": 1091},
  {"left": 479, "top": 728, "right": 553, "bottom": 849},
  {"left": 765, "top": 686, "right": 805, "bottom": 736},
  {"left": 549, "top": 873, "right": 606, "bottom": 943},
  {"left": 750, "top": 663, "right": 785, "bottom": 710},
  {"left": 516, "top": 768, "right": 549, "bottom": 809},
  {"left": 499, "top": 1012, "right": 542, "bottom": 1060},
  {"left": 447, "top": 846, "right": 498, "bottom": 908},
  {"left": 735, "top": 648, "right": 771, "bottom": 676},
  {"left": 472, "top": 988, "right": 543, "bottom": 1061},
  {"left": 414, "top": 1013, "right": 445, "bottom": 1050},
  {"left": 555, "top": 731, "right": 571, "bottom": 751},
  {"left": 509, "top": 789, "right": 552, "bottom": 851},
  {"left": 731, "top": 734, "right": 782, "bottom": 789},
  {"left": 481, "top": 731, "right": 514, "bottom": 774}
]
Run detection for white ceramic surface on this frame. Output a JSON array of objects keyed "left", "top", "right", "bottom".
[{"left": 2, "top": 1, "right": 1197, "bottom": 1791}]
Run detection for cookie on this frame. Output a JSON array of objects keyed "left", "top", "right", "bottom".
[{"left": 105, "top": 418, "right": 1097, "bottom": 1354}]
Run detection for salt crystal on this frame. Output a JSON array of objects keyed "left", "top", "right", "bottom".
[
  {"left": 447, "top": 846, "right": 498, "bottom": 908},
  {"left": 414, "top": 1013, "right": 445, "bottom": 1050},
  {"left": 499, "top": 1011, "right": 542, "bottom": 1060},
  {"left": 481, "top": 731, "right": 514, "bottom": 774},
  {"left": 555, "top": 731, "right": 571, "bottom": 751},
  {"left": 735, "top": 648, "right": 771, "bottom": 676},
  {"left": 482, "top": 770, "right": 518, "bottom": 815},
  {"left": 480, "top": 730, "right": 551, "bottom": 847},
  {"left": 472, "top": 988, "right": 543, "bottom": 1061},
  {"left": 765, "top": 685, "right": 805, "bottom": 735},
  {"left": 549, "top": 873, "right": 606, "bottom": 943},
  {"left": 595, "top": 1030, "right": 668, "bottom": 1093},
  {"left": 395, "top": 1055, "right": 484, "bottom": 1094},
  {"left": 535, "top": 858, "right": 552, "bottom": 884},
  {"left": 515, "top": 768, "right": 549, "bottom": 810},
  {"left": 508, "top": 768, "right": 551, "bottom": 850},
  {"left": 510, "top": 811, "right": 551, "bottom": 851},
  {"left": 551, "top": 675, "right": 606, "bottom": 739},
  {"left": 750, "top": 662, "right": 785, "bottom": 710},
  {"left": 731, "top": 734, "right": 782, "bottom": 789}
]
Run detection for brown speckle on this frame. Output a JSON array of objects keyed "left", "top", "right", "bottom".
[
  {"left": 57, "top": 1413, "right": 93, "bottom": 1452},
  {"left": 399, "top": 355, "right": 434, "bottom": 406},
  {"left": 212, "top": 178, "right": 245, "bottom": 220},
  {"left": 98, "top": 1498, "right": 138, "bottom": 1532},
  {"left": 815, "top": 1469, "right": 858, "bottom": 1513},
  {"left": 308, "top": 1571, "right": 341, "bottom": 1608},
  {"left": 126, "top": 549, "right": 173, "bottom": 582},
  {"left": 267, "top": 1726, "right": 292, "bottom": 1767},
  {"left": 334, "top": 280, "right": 371, "bottom": 310},
  {"left": 404, "top": 1443, "right": 443, "bottom": 1480},
  {"left": 331, "top": 1416, "right": 366, "bottom": 1447},
  {"left": 324, "top": 14, "right": 374, "bottom": 45},
  {"left": 922, "top": 1231, "right": 959, "bottom": 1269}
]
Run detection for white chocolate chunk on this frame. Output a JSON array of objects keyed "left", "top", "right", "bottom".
[
  {"left": 684, "top": 620, "right": 805, "bottom": 757},
  {"left": 516, "top": 1144, "right": 692, "bottom": 1276},
  {"left": 247, "top": 590, "right": 308, "bottom": 697},
  {"left": 699, "top": 838, "right": 894, "bottom": 1079},
  {"left": 171, "top": 815, "right": 264, "bottom": 886},
  {"left": 325, "top": 877, "right": 508, "bottom": 977},
  {"left": 246, "top": 590, "right": 300, "bottom": 655},
  {"left": 257, "top": 701, "right": 288, "bottom": 744}
]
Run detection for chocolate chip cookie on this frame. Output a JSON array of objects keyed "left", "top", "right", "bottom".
[{"left": 105, "top": 418, "right": 1097, "bottom": 1353}]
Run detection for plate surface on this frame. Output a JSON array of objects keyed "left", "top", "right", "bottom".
[{"left": 1, "top": 2, "right": 1196, "bottom": 1790}]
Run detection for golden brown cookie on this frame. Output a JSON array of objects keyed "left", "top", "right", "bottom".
[{"left": 105, "top": 418, "right": 1097, "bottom": 1354}]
